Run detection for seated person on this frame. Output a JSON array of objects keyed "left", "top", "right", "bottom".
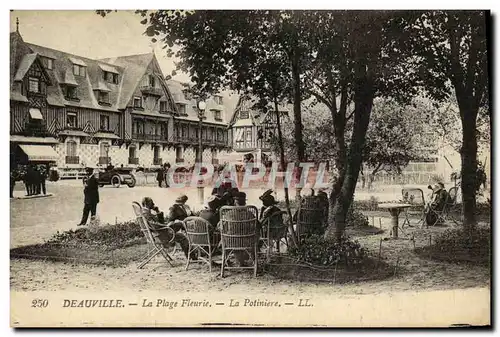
[
  {"left": 198, "top": 195, "right": 223, "bottom": 247},
  {"left": 259, "top": 190, "right": 285, "bottom": 240},
  {"left": 167, "top": 194, "right": 194, "bottom": 231},
  {"left": 225, "top": 192, "right": 260, "bottom": 267},
  {"left": 212, "top": 171, "right": 239, "bottom": 205},
  {"left": 141, "top": 197, "right": 193, "bottom": 259},
  {"left": 425, "top": 183, "right": 449, "bottom": 226}
]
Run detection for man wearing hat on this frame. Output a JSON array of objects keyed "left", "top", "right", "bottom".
[
  {"left": 212, "top": 170, "right": 239, "bottom": 205},
  {"left": 259, "top": 189, "right": 280, "bottom": 221},
  {"left": 141, "top": 197, "right": 192, "bottom": 259},
  {"left": 425, "top": 182, "right": 449, "bottom": 226},
  {"left": 199, "top": 195, "right": 222, "bottom": 229},
  {"left": 77, "top": 167, "right": 100, "bottom": 226},
  {"left": 167, "top": 194, "right": 194, "bottom": 232}
]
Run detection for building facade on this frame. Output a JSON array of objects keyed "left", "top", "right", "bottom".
[{"left": 10, "top": 29, "right": 232, "bottom": 176}]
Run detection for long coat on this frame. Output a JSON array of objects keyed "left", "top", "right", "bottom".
[{"left": 84, "top": 175, "right": 100, "bottom": 205}]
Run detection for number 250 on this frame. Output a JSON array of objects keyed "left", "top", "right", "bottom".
[{"left": 31, "top": 299, "right": 48, "bottom": 308}]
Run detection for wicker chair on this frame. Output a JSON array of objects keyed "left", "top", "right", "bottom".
[
  {"left": 401, "top": 188, "right": 426, "bottom": 228},
  {"left": 131, "top": 202, "right": 175, "bottom": 269},
  {"left": 295, "top": 196, "right": 324, "bottom": 238},
  {"left": 260, "top": 210, "right": 288, "bottom": 262},
  {"left": 219, "top": 205, "right": 259, "bottom": 277},
  {"left": 183, "top": 216, "right": 220, "bottom": 272}
]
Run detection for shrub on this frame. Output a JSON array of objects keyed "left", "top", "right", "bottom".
[
  {"left": 433, "top": 227, "right": 490, "bottom": 256},
  {"left": 288, "top": 234, "right": 366, "bottom": 267},
  {"left": 46, "top": 220, "right": 144, "bottom": 248},
  {"left": 346, "top": 205, "right": 369, "bottom": 227}
]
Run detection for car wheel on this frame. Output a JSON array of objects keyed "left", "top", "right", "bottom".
[
  {"left": 99, "top": 184, "right": 104, "bottom": 188},
  {"left": 111, "top": 175, "right": 121, "bottom": 188},
  {"left": 127, "top": 176, "right": 136, "bottom": 188}
]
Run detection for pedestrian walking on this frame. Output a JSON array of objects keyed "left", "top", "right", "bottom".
[
  {"left": 10, "top": 169, "right": 16, "bottom": 198},
  {"left": 33, "top": 165, "right": 41, "bottom": 195},
  {"left": 77, "top": 167, "right": 100, "bottom": 226},
  {"left": 25, "top": 165, "right": 34, "bottom": 196},
  {"left": 163, "top": 162, "right": 171, "bottom": 188}
]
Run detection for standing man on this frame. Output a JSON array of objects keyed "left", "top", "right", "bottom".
[
  {"left": 77, "top": 167, "right": 100, "bottom": 226},
  {"left": 33, "top": 165, "right": 41, "bottom": 195},
  {"left": 156, "top": 166, "right": 165, "bottom": 188},
  {"left": 39, "top": 164, "right": 48, "bottom": 195},
  {"left": 24, "top": 164, "right": 34, "bottom": 196}
]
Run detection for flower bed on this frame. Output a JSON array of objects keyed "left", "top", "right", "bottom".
[{"left": 10, "top": 221, "right": 148, "bottom": 266}]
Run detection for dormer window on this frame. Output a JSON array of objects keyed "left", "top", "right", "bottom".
[
  {"left": 73, "top": 64, "right": 86, "bottom": 77},
  {"left": 43, "top": 57, "right": 54, "bottom": 70},
  {"left": 104, "top": 71, "right": 119, "bottom": 84},
  {"left": 65, "top": 86, "right": 79, "bottom": 100},
  {"left": 133, "top": 97, "right": 143, "bottom": 109},
  {"left": 176, "top": 104, "right": 186, "bottom": 115},
  {"left": 28, "top": 77, "right": 40, "bottom": 93},
  {"left": 160, "top": 101, "right": 167, "bottom": 112},
  {"left": 98, "top": 91, "right": 109, "bottom": 104},
  {"left": 240, "top": 110, "right": 249, "bottom": 119},
  {"left": 214, "top": 110, "right": 222, "bottom": 121}
]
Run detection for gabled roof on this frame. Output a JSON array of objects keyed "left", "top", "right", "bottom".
[
  {"left": 229, "top": 94, "right": 290, "bottom": 127},
  {"left": 14, "top": 53, "right": 38, "bottom": 81},
  {"left": 99, "top": 53, "right": 154, "bottom": 110},
  {"left": 25, "top": 42, "right": 126, "bottom": 111},
  {"left": 166, "top": 79, "right": 238, "bottom": 126}
]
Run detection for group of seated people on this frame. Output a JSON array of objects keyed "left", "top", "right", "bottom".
[{"left": 139, "top": 172, "right": 284, "bottom": 267}]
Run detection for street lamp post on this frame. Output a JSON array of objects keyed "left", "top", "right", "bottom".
[{"left": 197, "top": 100, "right": 206, "bottom": 205}]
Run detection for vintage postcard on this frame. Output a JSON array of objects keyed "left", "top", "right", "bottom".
[{"left": 9, "top": 9, "right": 491, "bottom": 327}]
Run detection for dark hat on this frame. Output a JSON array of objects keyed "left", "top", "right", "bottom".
[
  {"left": 262, "top": 194, "right": 278, "bottom": 206},
  {"left": 207, "top": 195, "right": 221, "bottom": 209},
  {"left": 142, "top": 197, "right": 154, "bottom": 208},
  {"left": 175, "top": 194, "right": 188, "bottom": 203},
  {"left": 85, "top": 167, "right": 94, "bottom": 174},
  {"left": 259, "top": 189, "right": 274, "bottom": 201},
  {"left": 235, "top": 192, "right": 247, "bottom": 200}
]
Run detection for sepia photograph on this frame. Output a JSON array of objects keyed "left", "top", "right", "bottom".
[{"left": 8, "top": 9, "right": 491, "bottom": 327}]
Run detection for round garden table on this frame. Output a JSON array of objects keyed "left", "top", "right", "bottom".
[{"left": 378, "top": 203, "right": 412, "bottom": 239}]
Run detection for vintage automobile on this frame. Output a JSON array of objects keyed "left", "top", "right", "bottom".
[{"left": 98, "top": 166, "right": 136, "bottom": 188}]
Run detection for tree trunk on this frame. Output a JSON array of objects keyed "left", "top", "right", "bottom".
[
  {"left": 291, "top": 46, "right": 305, "bottom": 201},
  {"left": 325, "top": 64, "right": 375, "bottom": 242},
  {"left": 459, "top": 106, "right": 479, "bottom": 233},
  {"left": 274, "top": 96, "right": 298, "bottom": 247}
]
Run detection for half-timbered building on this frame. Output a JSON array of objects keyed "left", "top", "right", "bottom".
[{"left": 10, "top": 28, "right": 233, "bottom": 176}]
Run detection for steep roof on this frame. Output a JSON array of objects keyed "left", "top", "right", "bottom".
[
  {"left": 229, "top": 95, "right": 290, "bottom": 127},
  {"left": 99, "top": 53, "right": 154, "bottom": 110},
  {"left": 25, "top": 42, "right": 127, "bottom": 111},
  {"left": 166, "top": 79, "right": 239, "bottom": 126}
]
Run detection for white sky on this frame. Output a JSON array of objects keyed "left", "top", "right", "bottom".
[{"left": 9, "top": 10, "right": 191, "bottom": 83}]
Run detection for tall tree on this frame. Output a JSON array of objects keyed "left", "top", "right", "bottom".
[{"left": 402, "top": 11, "right": 490, "bottom": 231}]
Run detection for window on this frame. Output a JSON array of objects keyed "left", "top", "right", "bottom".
[
  {"left": 100, "top": 115, "right": 110, "bottom": 131},
  {"left": 176, "top": 104, "right": 186, "bottom": 115},
  {"left": 104, "top": 71, "right": 119, "bottom": 84},
  {"left": 65, "top": 86, "right": 78, "bottom": 99},
  {"left": 240, "top": 110, "right": 249, "bottom": 119},
  {"left": 66, "top": 141, "right": 77, "bottom": 157},
  {"left": 28, "top": 77, "right": 40, "bottom": 93},
  {"left": 44, "top": 57, "right": 53, "bottom": 70},
  {"left": 129, "top": 146, "right": 136, "bottom": 159},
  {"left": 246, "top": 128, "right": 252, "bottom": 141},
  {"left": 133, "top": 119, "right": 144, "bottom": 134},
  {"left": 100, "top": 142, "right": 110, "bottom": 158},
  {"left": 98, "top": 91, "right": 109, "bottom": 104},
  {"left": 73, "top": 64, "right": 86, "bottom": 77},
  {"left": 149, "top": 75, "right": 156, "bottom": 88},
  {"left": 67, "top": 112, "right": 77, "bottom": 128},
  {"left": 160, "top": 123, "right": 167, "bottom": 137},
  {"left": 214, "top": 110, "right": 222, "bottom": 120},
  {"left": 133, "top": 97, "right": 143, "bottom": 109},
  {"left": 160, "top": 101, "right": 167, "bottom": 112},
  {"left": 153, "top": 146, "right": 160, "bottom": 160},
  {"left": 214, "top": 96, "right": 223, "bottom": 105}
]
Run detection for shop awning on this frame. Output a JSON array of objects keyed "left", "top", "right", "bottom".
[
  {"left": 19, "top": 144, "right": 58, "bottom": 162},
  {"left": 29, "top": 108, "right": 43, "bottom": 120}
]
